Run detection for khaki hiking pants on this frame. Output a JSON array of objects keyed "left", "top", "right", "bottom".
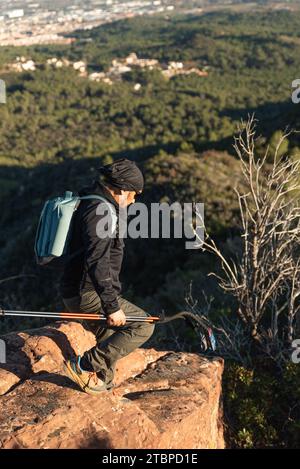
[{"left": 62, "top": 291, "right": 155, "bottom": 389}]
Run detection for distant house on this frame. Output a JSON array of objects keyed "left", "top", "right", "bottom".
[
  {"left": 47, "top": 57, "right": 71, "bottom": 68},
  {"left": 169, "top": 61, "right": 184, "bottom": 70},
  {"left": 125, "top": 53, "right": 138, "bottom": 65},
  {"left": 118, "top": 53, "right": 159, "bottom": 70},
  {"left": 89, "top": 72, "right": 106, "bottom": 81},
  {"left": 22, "top": 60, "right": 36, "bottom": 71},
  {"left": 109, "top": 62, "right": 132, "bottom": 76},
  {"left": 9, "top": 57, "right": 36, "bottom": 72},
  {"left": 5, "top": 9, "right": 24, "bottom": 19},
  {"left": 89, "top": 72, "right": 113, "bottom": 85},
  {"left": 73, "top": 61, "right": 86, "bottom": 74}
]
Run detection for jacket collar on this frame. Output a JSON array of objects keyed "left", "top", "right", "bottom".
[{"left": 78, "top": 180, "right": 119, "bottom": 211}]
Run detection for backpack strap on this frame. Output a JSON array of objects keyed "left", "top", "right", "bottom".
[
  {"left": 78, "top": 194, "right": 117, "bottom": 231},
  {"left": 68, "top": 194, "right": 118, "bottom": 261}
]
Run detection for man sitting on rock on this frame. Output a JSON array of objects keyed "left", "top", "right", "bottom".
[{"left": 61, "top": 158, "right": 155, "bottom": 395}]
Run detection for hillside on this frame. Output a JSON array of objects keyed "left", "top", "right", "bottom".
[
  {"left": 1, "top": 10, "right": 300, "bottom": 328},
  {"left": 0, "top": 10, "right": 300, "bottom": 449}
]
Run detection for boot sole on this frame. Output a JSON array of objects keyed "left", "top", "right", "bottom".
[{"left": 63, "top": 360, "right": 107, "bottom": 396}]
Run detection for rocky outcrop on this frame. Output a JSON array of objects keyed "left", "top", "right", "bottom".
[{"left": 0, "top": 322, "right": 224, "bottom": 449}]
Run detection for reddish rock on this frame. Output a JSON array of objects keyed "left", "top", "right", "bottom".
[
  {"left": 0, "top": 323, "right": 225, "bottom": 449},
  {"left": 115, "top": 348, "right": 168, "bottom": 386},
  {"left": 0, "top": 365, "right": 28, "bottom": 396},
  {"left": 0, "top": 321, "right": 166, "bottom": 394},
  {"left": 116, "top": 353, "right": 225, "bottom": 449}
]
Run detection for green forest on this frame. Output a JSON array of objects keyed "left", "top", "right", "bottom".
[{"left": 0, "top": 9, "right": 300, "bottom": 448}]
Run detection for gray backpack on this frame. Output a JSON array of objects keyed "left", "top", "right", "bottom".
[{"left": 34, "top": 191, "right": 117, "bottom": 267}]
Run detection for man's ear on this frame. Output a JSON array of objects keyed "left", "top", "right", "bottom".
[{"left": 113, "top": 187, "right": 123, "bottom": 196}]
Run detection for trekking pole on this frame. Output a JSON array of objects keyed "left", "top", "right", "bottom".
[
  {"left": 0, "top": 308, "right": 160, "bottom": 323},
  {"left": 0, "top": 308, "right": 217, "bottom": 351}
]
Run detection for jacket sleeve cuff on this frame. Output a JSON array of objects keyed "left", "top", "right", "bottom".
[{"left": 103, "top": 301, "right": 120, "bottom": 316}]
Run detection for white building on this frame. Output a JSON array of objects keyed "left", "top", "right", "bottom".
[
  {"left": 73, "top": 61, "right": 86, "bottom": 73},
  {"left": 110, "top": 64, "right": 132, "bottom": 75},
  {"left": 55, "top": 60, "right": 64, "bottom": 68},
  {"left": 6, "top": 9, "right": 24, "bottom": 19},
  {"left": 125, "top": 53, "right": 138, "bottom": 65},
  {"left": 22, "top": 60, "right": 36, "bottom": 71},
  {"left": 89, "top": 72, "right": 106, "bottom": 82},
  {"left": 47, "top": 58, "right": 57, "bottom": 65},
  {"left": 169, "top": 61, "right": 184, "bottom": 70}
]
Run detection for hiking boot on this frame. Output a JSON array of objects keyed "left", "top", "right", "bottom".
[{"left": 63, "top": 356, "right": 107, "bottom": 395}]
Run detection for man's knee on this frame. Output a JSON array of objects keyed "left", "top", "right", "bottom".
[
  {"left": 80, "top": 290, "right": 102, "bottom": 313},
  {"left": 138, "top": 321, "right": 155, "bottom": 341}
]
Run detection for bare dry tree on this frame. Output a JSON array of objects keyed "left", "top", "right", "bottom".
[
  {"left": 185, "top": 285, "right": 254, "bottom": 366},
  {"left": 195, "top": 116, "right": 300, "bottom": 366}
]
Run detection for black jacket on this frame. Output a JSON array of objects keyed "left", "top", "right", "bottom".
[{"left": 60, "top": 181, "right": 124, "bottom": 315}]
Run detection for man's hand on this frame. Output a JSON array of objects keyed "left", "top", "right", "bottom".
[{"left": 107, "top": 309, "right": 126, "bottom": 327}]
